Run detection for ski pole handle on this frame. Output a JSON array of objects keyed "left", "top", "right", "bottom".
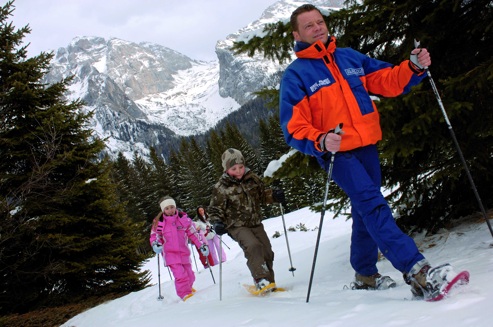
[
  {"left": 333, "top": 123, "right": 343, "bottom": 136},
  {"left": 321, "top": 123, "right": 344, "bottom": 154},
  {"left": 412, "top": 39, "right": 428, "bottom": 70}
]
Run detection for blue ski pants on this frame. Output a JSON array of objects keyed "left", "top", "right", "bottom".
[{"left": 318, "top": 145, "right": 425, "bottom": 275}]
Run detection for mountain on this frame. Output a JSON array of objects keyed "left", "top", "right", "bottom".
[
  {"left": 60, "top": 206, "right": 492, "bottom": 327},
  {"left": 44, "top": 0, "right": 344, "bottom": 160}
]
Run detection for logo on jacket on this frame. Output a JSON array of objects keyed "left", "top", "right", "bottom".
[
  {"left": 310, "top": 78, "right": 332, "bottom": 93},
  {"left": 344, "top": 67, "right": 364, "bottom": 76}
]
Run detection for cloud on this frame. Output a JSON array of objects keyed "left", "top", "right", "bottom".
[{"left": 11, "top": 0, "right": 274, "bottom": 61}]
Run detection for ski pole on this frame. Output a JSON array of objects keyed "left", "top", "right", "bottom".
[
  {"left": 167, "top": 266, "right": 173, "bottom": 281},
  {"left": 219, "top": 237, "right": 230, "bottom": 250},
  {"left": 190, "top": 243, "right": 199, "bottom": 272},
  {"left": 205, "top": 257, "right": 216, "bottom": 284},
  {"left": 157, "top": 254, "right": 164, "bottom": 300},
  {"left": 306, "top": 123, "right": 342, "bottom": 303},
  {"left": 219, "top": 235, "right": 223, "bottom": 301},
  {"left": 306, "top": 156, "right": 334, "bottom": 303},
  {"left": 211, "top": 226, "right": 230, "bottom": 250},
  {"left": 280, "top": 203, "right": 296, "bottom": 276},
  {"left": 414, "top": 40, "right": 493, "bottom": 238}
]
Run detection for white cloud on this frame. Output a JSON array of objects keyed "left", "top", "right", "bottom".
[{"left": 11, "top": 0, "right": 277, "bottom": 61}]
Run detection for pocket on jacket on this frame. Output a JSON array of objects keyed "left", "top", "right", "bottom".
[{"left": 346, "top": 76, "right": 374, "bottom": 115}]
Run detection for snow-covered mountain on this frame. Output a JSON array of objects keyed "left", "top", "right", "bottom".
[{"left": 45, "top": 0, "right": 344, "bottom": 159}]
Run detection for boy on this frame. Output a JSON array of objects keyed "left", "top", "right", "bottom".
[{"left": 209, "top": 148, "right": 284, "bottom": 292}]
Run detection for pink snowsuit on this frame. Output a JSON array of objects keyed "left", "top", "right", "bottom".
[
  {"left": 150, "top": 211, "right": 205, "bottom": 299},
  {"left": 193, "top": 221, "right": 216, "bottom": 267},
  {"left": 195, "top": 219, "right": 227, "bottom": 266}
]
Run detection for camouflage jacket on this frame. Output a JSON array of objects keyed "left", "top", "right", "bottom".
[{"left": 209, "top": 168, "right": 273, "bottom": 229}]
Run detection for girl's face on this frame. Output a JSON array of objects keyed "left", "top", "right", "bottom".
[
  {"left": 163, "top": 205, "right": 176, "bottom": 216},
  {"left": 226, "top": 163, "right": 245, "bottom": 180},
  {"left": 198, "top": 207, "right": 205, "bottom": 216}
]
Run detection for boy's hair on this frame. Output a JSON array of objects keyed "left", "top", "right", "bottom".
[{"left": 290, "top": 4, "right": 323, "bottom": 31}]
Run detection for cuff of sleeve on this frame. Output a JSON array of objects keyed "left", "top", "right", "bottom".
[
  {"left": 407, "top": 60, "right": 425, "bottom": 75},
  {"left": 315, "top": 133, "right": 326, "bottom": 152}
]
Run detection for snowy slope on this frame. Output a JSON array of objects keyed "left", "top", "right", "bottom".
[{"left": 61, "top": 207, "right": 493, "bottom": 327}]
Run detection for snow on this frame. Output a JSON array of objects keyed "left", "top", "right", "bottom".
[
  {"left": 134, "top": 60, "right": 240, "bottom": 136},
  {"left": 61, "top": 207, "right": 493, "bottom": 327},
  {"left": 264, "top": 148, "right": 298, "bottom": 178}
]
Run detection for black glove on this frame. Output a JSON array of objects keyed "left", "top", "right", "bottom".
[
  {"left": 213, "top": 221, "right": 228, "bottom": 236},
  {"left": 272, "top": 189, "right": 286, "bottom": 205}
]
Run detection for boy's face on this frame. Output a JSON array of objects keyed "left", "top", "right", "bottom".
[
  {"left": 163, "top": 205, "right": 176, "bottom": 216},
  {"left": 226, "top": 163, "right": 245, "bottom": 180}
]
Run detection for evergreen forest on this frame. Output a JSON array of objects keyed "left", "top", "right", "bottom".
[{"left": 1, "top": 0, "right": 492, "bottom": 323}]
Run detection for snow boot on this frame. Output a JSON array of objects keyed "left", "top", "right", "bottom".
[
  {"left": 351, "top": 272, "right": 397, "bottom": 290},
  {"left": 182, "top": 293, "right": 194, "bottom": 301},
  {"left": 404, "top": 261, "right": 457, "bottom": 300},
  {"left": 254, "top": 278, "right": 276, "bottom": 294},
  {"left": 255, "top": 278, "right": 271, "bottom": 290},
  {"left": 404, "top": 264, "right": 430, "bottom": 299}
]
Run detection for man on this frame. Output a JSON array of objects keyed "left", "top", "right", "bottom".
[{"left": 279, "top": 4, "right": 456, "bottom": 299}]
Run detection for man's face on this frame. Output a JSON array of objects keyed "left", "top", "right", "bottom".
[{"left": 292, "top": 10, "right": 328, "bottom": 45}]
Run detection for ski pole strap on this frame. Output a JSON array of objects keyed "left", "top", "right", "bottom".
[{"left": 319, "top": 123, "right": 344, "bottom": 152}]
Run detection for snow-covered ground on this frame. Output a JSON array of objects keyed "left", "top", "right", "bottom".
[{"left": 62, "top": 207, "right": 493, "bottom": 327}]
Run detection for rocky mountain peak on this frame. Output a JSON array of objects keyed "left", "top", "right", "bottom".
[{"left": 44, "top": 0, "right": 343, "bottom": 159}]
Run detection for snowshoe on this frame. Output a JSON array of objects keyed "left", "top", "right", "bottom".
[
  {"left": 405, "top": 263, "right": 470, "bottom": 301},
  {"left": 351, "top": 273, "right": 397, "bottom": 290},
  {"left": 243, "top": 278, "right": 277, "bottom": 296},
  {"left": 243, "top": 282, "right": 279, "bottom": 296}
]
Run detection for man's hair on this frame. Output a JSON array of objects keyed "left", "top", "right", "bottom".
[{"left": 290, "top": 4, "right": 323, "bottom": 32}]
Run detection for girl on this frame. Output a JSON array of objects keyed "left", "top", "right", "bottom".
[
  {"left": 150, "top": 196, "right": 209, "bottom": 301},
  {"left": 194, "top": 206, "right": 227, "bottom": 267}
]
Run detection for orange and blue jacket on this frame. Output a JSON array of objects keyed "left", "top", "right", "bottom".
[{"left": 279, "top": 36, "right": 426, "bottom": 158}]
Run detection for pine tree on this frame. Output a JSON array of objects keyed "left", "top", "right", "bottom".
[
  {"left": 113, "top": 153, "right": 144, "bottom": 221},
  {"left": 171, "top": 137, "right": 215, "bottom": 213},
  {"left": 0, "top": 2, "right": 148, "bottom": 313},
  {"left": 148, "top": 146, "right": 173, "bottom": 214},
  {"left": 187, "top": 138, "right": 216, "bottom": 210},
  {"left": 232, "top": 21, "right": 293, "bottom": 64},
  {"left": 328, "top": 0, "right": 493, "bottom": 230},
  {"left": 258, "top": 113, "right": 290, "bottom": 172},
  {"left": 167, "top": 148, "right": 188, "bottom": 208},
  {"left": 232, "top": 0, "right": 493, "bottom": 231},
  {"left": 111, "top": 151, "right": 163, "bottom": 254},
  {"left": 131, "top": 152, "right": 160, "bottom": 218},
  {"left": 223, "top": 122, "right": 261, "bottom": 173},
  {"left": 206, "top": 130, "right": 227, "bottom": 178}
]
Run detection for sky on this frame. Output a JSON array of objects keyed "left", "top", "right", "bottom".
[
  {"left": 10, "top": 0, "right": 277, "bottom": 61},
  {"left": 60, "top": 205, "right": 493, "bottom": 327}
]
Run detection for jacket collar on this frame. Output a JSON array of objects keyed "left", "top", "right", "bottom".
[
  {"left": 163, "top": 211, "right": 179, "bottom": 219},
  {"left": 221, "top": 167, "right": 252, "bottom": 184},
  {"left": 294, "top": 36, "right": 337, "bottom": 59}
]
